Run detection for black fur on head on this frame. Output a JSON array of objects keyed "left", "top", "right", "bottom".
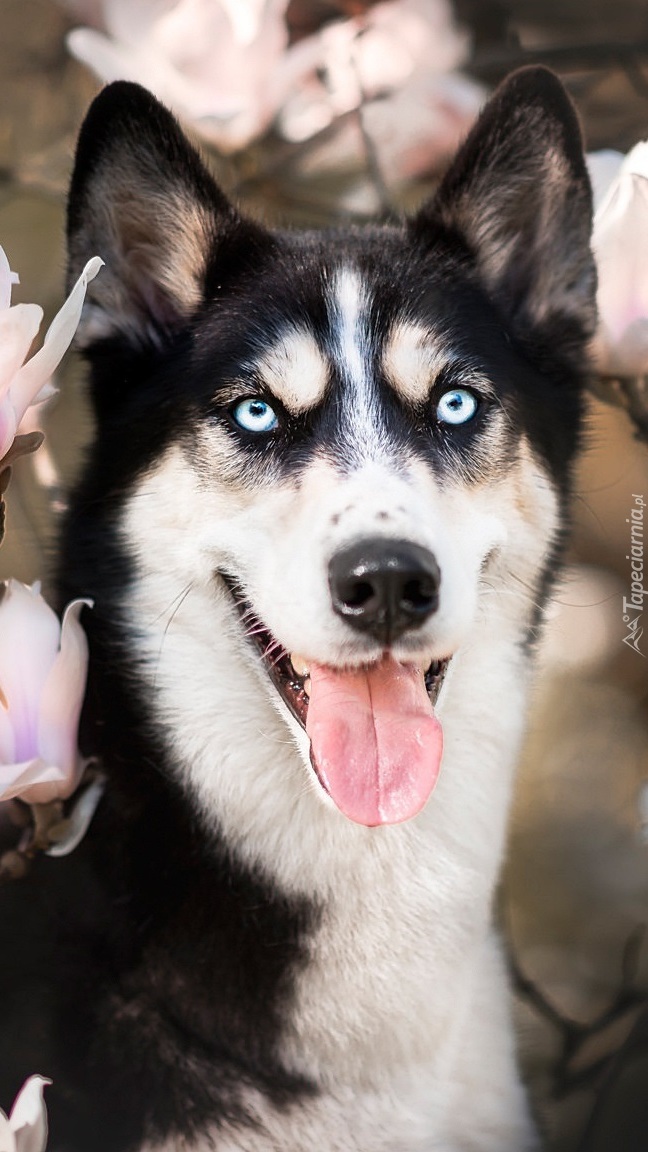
[
  {"left": 68, "top": 68, "right": 595, "bottom": 389},
  {"left": 64, "top": 67, "right": 598, "bottom": 539}
]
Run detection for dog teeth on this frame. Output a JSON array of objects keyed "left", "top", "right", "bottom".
[
  {"left": 303, "top": 677, "right": 311, "bottom": 699},
  {"left": 290, "top": 653, "right": 310, "bottom": 678}
]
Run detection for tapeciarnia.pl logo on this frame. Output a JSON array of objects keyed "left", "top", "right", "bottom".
[{"left": 623, "top": 494, "right": 646, "bottom": 656}]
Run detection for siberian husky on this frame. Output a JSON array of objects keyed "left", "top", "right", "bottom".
[{"left": 0, "top": 66, "right": 596, "bottom": 1152}]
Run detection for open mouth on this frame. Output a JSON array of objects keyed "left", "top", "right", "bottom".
[
  {"left": 222, "top": 574, "right": 450, "bottom": 827},
  {"left": 222, "top": 574, "right": 449, "bottom": 725}
]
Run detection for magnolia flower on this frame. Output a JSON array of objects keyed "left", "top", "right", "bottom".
[
  {"left": 65, "top": 0, "right": 294, "bottom": 153},
  {"left": 0, "top": 581, "right": 91, "bottom": 805},
  {"left": 358, "top": 68, "right": 484, "bottom": 186},
  {"left": 589, "top": 142, "right": 648, "bottom": 376},
  {"left": 278, "top": 0, "right": 477, "bottom": 149},
  {"left": 62, "top": 0, "right": 478, "bottom": 168},
  {"left": 0, "top": 247, "right": 103, "bottom": 467},
  {"left": 0, "top": 1076, "right": 49, "bottom": 1152}
]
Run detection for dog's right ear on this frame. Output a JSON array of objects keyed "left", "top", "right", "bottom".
[
  {"left": 412, "top": 67, "right": 596, "bottom": 368},
  {"left": 67, "top": 82, "right": 268, "bottom": 351}
]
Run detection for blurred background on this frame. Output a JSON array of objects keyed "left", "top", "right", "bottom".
[{"left": 0, "top": 2, "right": 647, "bottom": 1148}]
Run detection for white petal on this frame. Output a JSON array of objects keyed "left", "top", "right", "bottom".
[
  {"left": 219, "top": 0, "right": 267, "bottom": 45},
  {"left": 620, "top": 139, "right": 648, "bottom": 180},
  {"left": 0, "top": 582, "right": 60, "bottom": 765},
  {"left": 9, "top": 1076, "right": 50, "bottom": 1152},
  {"left": 46, "top": 774, "right": 105, "bottom": 857},
  {"left": 0, "top": 403, "right": 18, "bottom": 465},
  {"left": 592, "top": 317, "right": 648, "bottom": 377},
  {"left": 37, "top": 599, "right": 92, "bottom": 799},
  {"left": 586, "top": 150, "right": 624, "bottom": 212},
  {"left": 0, "top": 305, "right": 44, "bottom": 404},
  {"left": 0, "top": 245, "right": 18, "bottom": 312},
  {"left": 592, "top": 158, "right": 648, "bottom": 367},
  {"left": 67, "top": 27, "right": 159, "bottom": 86},
  {"left": 10, "top": 258, "right": 103, "bottom": 421},
  {"left": 0, "top": 1111, "right": 17, "bottom": 1152},
  {"left": 0, "top": 245, "right": 11, "bottom": 311}
]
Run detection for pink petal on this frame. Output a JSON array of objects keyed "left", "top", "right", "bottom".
[
  {"left": 592, "top": 318, "right": 648, "bottom": 376},
  {"left": 0, "top": 683, "right": 16, "bottom": 764},
  {"left": 37, "top": 599, "right": 92, "bottom": 801},
  {"left": 0, "top": 582, "right": 61, "bottom": 764},
  {"left": 0, "top": 305, "right": 43, "bottom": 405},
  {"left": 0, "top": 758, "right": 69, "bottom": 805},
  {"left": 8, "top": 1076, "right": 50, "bottom": 1152},
  {"left": 10, "top": 258, "right": 103, "bottom": 420}
]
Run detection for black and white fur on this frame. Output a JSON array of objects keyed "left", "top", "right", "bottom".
[{"left": 0, "top": 68, "right": 595, "bottom": 1151}]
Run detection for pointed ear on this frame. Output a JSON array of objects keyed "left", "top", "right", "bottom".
[
  {"left": 413, "top": 66, "right": 596, "bottom": 361},
  {"left": 67, "top": 81, "right": 266, "bottom": 350}
]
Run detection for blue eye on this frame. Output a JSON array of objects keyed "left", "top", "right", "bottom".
[
  {"left": 232, "top": 398, "right": 279, "bottom": 434},
  {"left": 436, "top": 388, "right": 478, "bottom": 426}
]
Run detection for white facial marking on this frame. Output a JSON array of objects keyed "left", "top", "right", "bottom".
[
  {"left": 330, "top": 267, "right": 388, "bottom": 461},
  {"left": 254, "top": 329, "right": 329, "bottom": 412},
  {"left": 383, "top": 322, "right": 449, "bottom": 404},
  {"left": 333, "top": 267, "right": 368, "bottom": 387}
]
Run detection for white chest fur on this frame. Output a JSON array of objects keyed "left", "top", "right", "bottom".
[
  {"left": 122, "top": 456, "right": 544, "bottom": 1151},
  {"left": 129, "top": 568, "right": 531, "bottom": 1086}
]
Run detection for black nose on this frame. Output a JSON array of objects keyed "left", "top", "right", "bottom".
[{"left": 328, "top": 538, "right": 440, "bottom": 644}]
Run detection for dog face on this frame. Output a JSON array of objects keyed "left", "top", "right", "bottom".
[{"left": 63, "top": 68, "right": 595, "bottom": 830}]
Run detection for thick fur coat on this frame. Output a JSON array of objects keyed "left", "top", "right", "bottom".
[{"left": 0, "top": 67, "right": 595, "bottom": 1152}]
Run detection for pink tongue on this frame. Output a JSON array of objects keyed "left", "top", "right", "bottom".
[{"left": 305, "top": 655, "right": 443, "bottom": 827}]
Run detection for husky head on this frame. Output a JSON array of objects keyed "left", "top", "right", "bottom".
[{"left": 63, "top": 68, "right": 595, "bottom": 832}]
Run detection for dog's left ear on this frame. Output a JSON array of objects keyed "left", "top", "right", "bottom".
[{"left": 413, "top": 66, "right": 596, "bottom": 361}]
